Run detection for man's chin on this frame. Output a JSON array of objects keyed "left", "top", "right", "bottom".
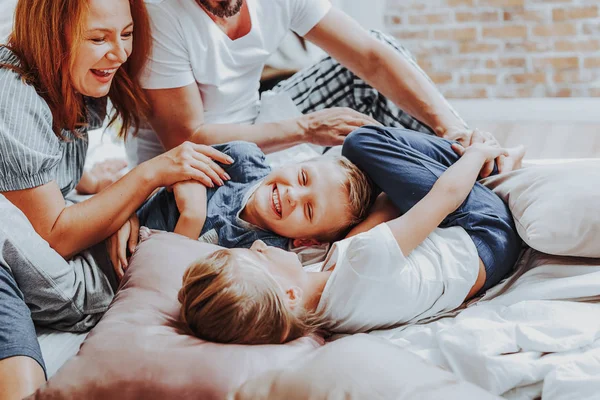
[{"left": 198, "top": 0, "right": 243, "bottom": 18}]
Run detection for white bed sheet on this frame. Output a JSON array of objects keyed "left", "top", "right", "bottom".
[
  {"left": 36, "top": 328, "right": 87, "bottom": 378},
  {"left": 42, "top": 129, "right": 600, "bottom": 396},
  {"left": 366, "top": 249, "right": 600, "bottom": 400}
]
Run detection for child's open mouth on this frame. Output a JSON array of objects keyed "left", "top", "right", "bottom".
[{"left": 271, "top": 184, "right": 282, "bottom": 217}]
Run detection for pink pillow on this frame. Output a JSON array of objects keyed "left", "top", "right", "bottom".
[{"left": 33, "top": 230, "right": 321, "bottom": 400}]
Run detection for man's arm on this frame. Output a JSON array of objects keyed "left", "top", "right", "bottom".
[
  {"left": 145, "top": 85, "right": 379, "bottom": 154},
  {"left": 145, "top": 85, "right": 304, "bottom": 153},
  {"left": 304, "top": 9, "right": 467, "bottom": 140}
]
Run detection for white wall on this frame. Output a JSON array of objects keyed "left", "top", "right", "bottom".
[
  {"left": 331, "top": 0, "right": 386, "bottom": 31},
  {"left": 0, "top": 0, "right": 17, "bottom": 43}
]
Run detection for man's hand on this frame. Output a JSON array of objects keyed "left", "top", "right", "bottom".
[
  {"left": 443, "top": 127, "right": 504, "bottom": 178},
  {"left": 106, "top": 214, "right": 140, "bottom": 281},
  {"left": 299, "top": 107, "right": 381, "bottom": 147}
]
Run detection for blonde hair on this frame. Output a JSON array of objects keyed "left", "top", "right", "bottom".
[
  {"left": 178, "top": 249, "right": 325, "bottom": 345},
  {"left": 317, "top": 156, "right": 374, "bottom": 242}
]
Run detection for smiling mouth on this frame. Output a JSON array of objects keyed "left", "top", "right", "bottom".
[
  {"left": 271, "top": 184, "right": 282, "bottom": 217},
  {"left": 91, "top": 68, "right": 118, "bottom": 78}
]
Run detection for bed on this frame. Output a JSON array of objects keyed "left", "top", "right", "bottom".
[
  {"left": 28, "top": 127, "right": 600, "bottom": 399},
  {"left": 35, "top": 248, "right": 600, "bottom": 398}
]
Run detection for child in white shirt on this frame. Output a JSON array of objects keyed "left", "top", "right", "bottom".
[{"left": 178, "top": 127, "right": 524, "bottom": 343}]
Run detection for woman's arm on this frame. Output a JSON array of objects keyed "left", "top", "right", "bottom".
[
  {"left": 173, "top": 181, "right": 207, "bottom": 240},
  {"left": 386, "top": 143, "right": 508, "bottom": 256},
  {"left": 2, "top": 142, "right": 232, "bottom": 259}
]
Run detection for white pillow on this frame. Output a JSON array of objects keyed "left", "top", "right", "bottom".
[{"left": 480, "top": 160, "right": 600, "bottom": 257}]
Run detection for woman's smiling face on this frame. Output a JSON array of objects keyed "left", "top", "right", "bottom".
[{"left": 70, "top": 0, "right": 134, "bottom": 97}]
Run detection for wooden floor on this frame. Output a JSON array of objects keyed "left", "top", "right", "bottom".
[{"left": 471, "top": 121, "right": 600, "bottom": 160}]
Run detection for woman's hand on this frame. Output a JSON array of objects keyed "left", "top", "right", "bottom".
[
  {"left": 145, "top": 142, "right": 233, "bottom": 188},
  {"left": 299, "top": 107, "right": 381, "bottom": 147},
  {"left": 106, "top": 214, "right": 140, "bottom": 281}
]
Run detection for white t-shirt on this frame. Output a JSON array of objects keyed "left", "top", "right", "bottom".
[
  {"left": 314, "top": 224, "right": 480, "bottom": 333},
  {"left": 142, "top": 0, "right": 331, "bottom": 125}
]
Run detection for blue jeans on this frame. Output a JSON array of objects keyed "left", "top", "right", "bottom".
[{"left": 342, "top": 126, "right": 521, "bottom": 291}]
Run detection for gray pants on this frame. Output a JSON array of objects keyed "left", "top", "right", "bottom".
[{"left": 0, "top": 194, "right": 115, "bottom": 333}]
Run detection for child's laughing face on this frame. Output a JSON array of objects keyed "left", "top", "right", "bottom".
[{"left": 242, "top": 159, "right": 352, "bottom": 245}]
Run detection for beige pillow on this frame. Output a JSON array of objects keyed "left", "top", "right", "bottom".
[
  {"left": 232, "top": 334, "right": 500, "bottom": 400},
  {"left": 481, "top": 160, "right": 600, "bottom": 257}
]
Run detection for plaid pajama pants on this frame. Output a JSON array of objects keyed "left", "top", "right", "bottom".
[{"left": 272, "top": 30, "right": 467, "bottom": 134}]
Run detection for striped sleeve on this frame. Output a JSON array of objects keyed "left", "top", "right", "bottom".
[{"left": 0, "top": 65, "right": 61, "bottom": 192}]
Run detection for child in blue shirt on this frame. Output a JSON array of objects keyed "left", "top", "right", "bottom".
[{"left": 136, "top": 141, "right": 373, "bottom": 249}]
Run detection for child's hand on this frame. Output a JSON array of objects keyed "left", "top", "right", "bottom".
[
  {"left": 106, "top": 214, "right": 140, "bottom": 281},
  {"left": 452, "top": 142, "right": 509, "bottom": 164},
  {"left": 173, "top": 181, "right": 207, "bottom": 240},
  {"left": 75, "top": 158, "right": 128, "bottom": 195},
  {"left": 90, "top": 158, "right": 128, "bottom": 191},
  {"left": 173, "top": 181, "right": 206, "bottom": 216}
]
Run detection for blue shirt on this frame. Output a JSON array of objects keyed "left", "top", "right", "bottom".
[{"left": 137, "top": 141, "right": 289, "bottom": 249}]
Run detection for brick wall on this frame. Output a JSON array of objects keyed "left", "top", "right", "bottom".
[{"left": 385, "top": 0, "right": 600, "bottom": 98}]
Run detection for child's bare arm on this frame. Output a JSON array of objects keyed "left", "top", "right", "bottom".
[
  {"left": 173, "top": 181, "right": 208, "bottom": 240},
  {"left": 387, "top": 143, "right": 508, "bottom": 256},
  {"left": 345, "top": 193, "right": 400, "bottom": 238}
]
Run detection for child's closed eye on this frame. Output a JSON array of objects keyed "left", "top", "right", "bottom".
[
  {"left": 300, "top": 169, "right": 308, "bottom": 186},
  {"left": 305, "top": 203, "right": 313, "bottom": 221}
]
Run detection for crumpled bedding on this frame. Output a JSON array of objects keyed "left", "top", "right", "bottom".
[
  {"left": 47, "top": 127, "right": 600, "bottom": 397},
  {"left": 365, "top": 249, "right": 600, "bottom": 399}
]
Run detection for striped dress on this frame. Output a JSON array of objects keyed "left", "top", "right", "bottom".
[
  {"left": 0, "top": 46, "right": 116, "bottom": 332},
  {"left": 0, "top": 46, "right": 106, "bottom": 196}
]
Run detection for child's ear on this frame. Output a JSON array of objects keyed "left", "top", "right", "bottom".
[
  {"left": 292, "top": 238, "right": 321, "bottom": 248},
  {"left": 285, "top": 286, "right": 303, "bottom": 309}
]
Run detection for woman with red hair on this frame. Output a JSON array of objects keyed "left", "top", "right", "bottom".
[{"left": 0, "top": 0, "right": 231, "bottom": 397}]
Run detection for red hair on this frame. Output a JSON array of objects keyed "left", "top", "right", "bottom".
[{"left": 3, "top": 0, "right": 151, "bottom": 139}]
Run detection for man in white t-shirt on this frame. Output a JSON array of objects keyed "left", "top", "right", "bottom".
[{"left": 131, "top": 0, "right": 506, "bottom": 178}]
